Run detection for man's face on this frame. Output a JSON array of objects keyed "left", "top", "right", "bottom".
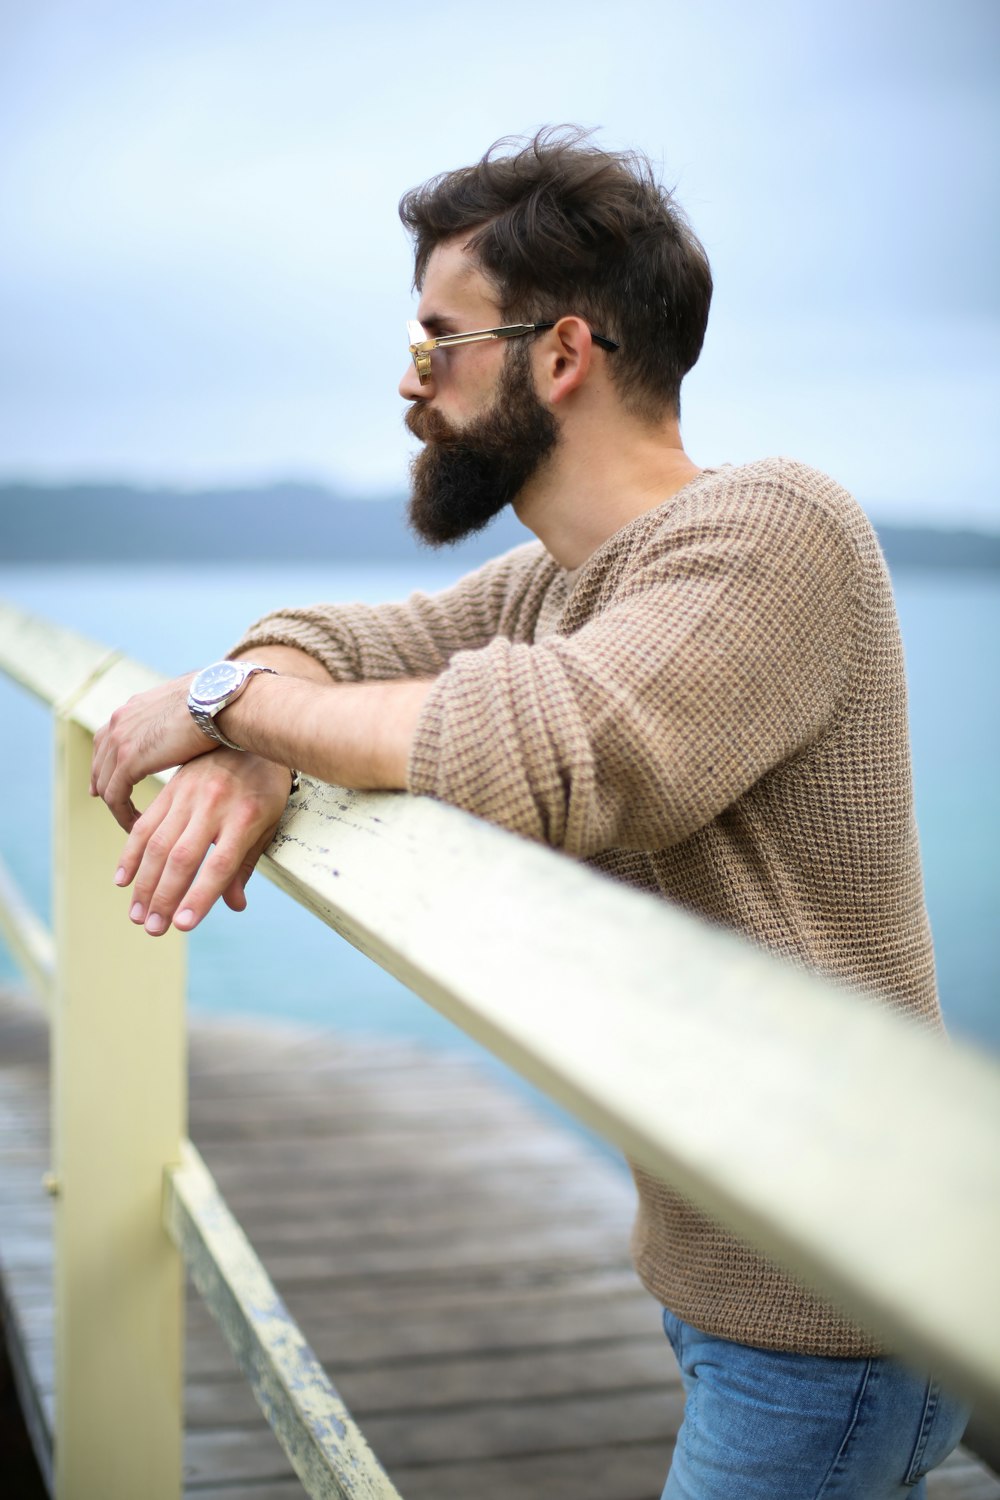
[{"left": 401, "top": 239, "right": 558, "bottom": 546}]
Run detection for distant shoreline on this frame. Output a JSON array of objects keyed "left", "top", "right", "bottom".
[{"left": 1, "top": 481, "right": 998, "bottom": 570}]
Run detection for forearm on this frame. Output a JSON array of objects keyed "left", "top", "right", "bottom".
[
  {"left": 216, "top": 672, "right": 435, "bottom": 790},
  {"left": 229, "top": 546, "right": 547, "bottom": 683}
]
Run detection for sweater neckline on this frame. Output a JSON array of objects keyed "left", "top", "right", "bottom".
[{"left": 557, "top": 465, "right": 723, "bottom": 592}]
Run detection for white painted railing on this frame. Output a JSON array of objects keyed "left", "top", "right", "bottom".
[{"left": 1, "top": 598, "right": 999, "bottom": 1499}]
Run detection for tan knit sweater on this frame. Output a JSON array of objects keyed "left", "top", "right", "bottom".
[{"left": 234, "top": 457, "right": 940, "bottom": 1356}]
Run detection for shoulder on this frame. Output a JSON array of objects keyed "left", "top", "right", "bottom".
[
  {"left": 668, "top": 458, "right": 874, "bottom": 545},
  {"left": 626, "top": 457, "right": 881, "bottom": 583},
  {"left": 574, "top": 459, "right": 881, "bottom": 617}
]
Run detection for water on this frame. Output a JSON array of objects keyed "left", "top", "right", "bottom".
[{"left": 1, "top": 561, "right": 997, "bottom": 1056}]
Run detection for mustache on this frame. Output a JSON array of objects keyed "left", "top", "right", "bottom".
[{"left": 404, "top": 402, "right": 459, "bottom": 445}]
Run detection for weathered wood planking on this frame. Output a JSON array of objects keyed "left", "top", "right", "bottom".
[
  {"left": 1, "top": 987, "right": 998, "bottom": 1500},
  {"left": 167, "top": 1140, "right": 401, "bottom": 1500}
]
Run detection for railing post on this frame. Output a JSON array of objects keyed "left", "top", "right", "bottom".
[{"left": 52, "top": 713, "right": 186, "bottom": 1499}]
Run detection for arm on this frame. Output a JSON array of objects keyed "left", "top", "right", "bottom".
[
  {"left": 91, "top": 543, "right": 552, "bottom": 935},
  {"left": 92, "top": 665, "right": 433, "bottom": 936},
  {"left": 229, "top": 542, "right": 552, "bottom": 681},
  {"left": 214, "top": 671, "right": 435, "bottom": 790},
  {"left": 408, "top": 487, "right": 861, "bottom": 856},
  {"left": 92, "top": 561, "right": 532, "bottom": 823}
]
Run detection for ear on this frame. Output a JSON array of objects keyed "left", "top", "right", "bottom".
[{"left": 535, "top": 316, "right": 595, "bottom": 406}]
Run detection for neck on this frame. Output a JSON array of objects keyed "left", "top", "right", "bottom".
[{"left": 514, "top": 409, "right": 703, "bottom": 570}]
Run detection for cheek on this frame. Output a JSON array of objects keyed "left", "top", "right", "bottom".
[{"left": 439, "top": 345, "right": 502, "bottom": 412}]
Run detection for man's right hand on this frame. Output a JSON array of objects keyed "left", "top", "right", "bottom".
[{"left": 113, "top": 749, "right": 296, "bottom": 937}]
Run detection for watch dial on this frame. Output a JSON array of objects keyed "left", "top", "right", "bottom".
[{"left": 192, "top": 661, "right": 241, "bottom": 704}]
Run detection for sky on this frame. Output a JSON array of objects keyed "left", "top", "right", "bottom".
[{"left": 0, "top": 0, "right": 998, "bottom": 526}]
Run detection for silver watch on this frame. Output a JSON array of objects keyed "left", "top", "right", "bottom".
[{"left": 187, "top": 660, "right": 277, "bottom": 751}]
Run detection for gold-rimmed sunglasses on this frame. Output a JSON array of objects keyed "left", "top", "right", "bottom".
[{"left": 406, "top": 318, "right": 619, "bottom": 384}]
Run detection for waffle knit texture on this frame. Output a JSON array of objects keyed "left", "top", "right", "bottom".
[{"left": 233, "top": 457, "right": 940, "bottom": 1356}]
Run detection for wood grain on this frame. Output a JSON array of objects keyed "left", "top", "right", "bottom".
[{"left": 1, "top": 987, "right": 997, "bottom": 1499}]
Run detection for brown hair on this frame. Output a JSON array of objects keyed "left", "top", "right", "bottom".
[{"left": 398, "top": 126, "right": 712, "bottom": 420}]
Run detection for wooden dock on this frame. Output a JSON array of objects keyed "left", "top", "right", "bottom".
[{"left": 1, "top": 983, "right": 997, "bottom": 1500}]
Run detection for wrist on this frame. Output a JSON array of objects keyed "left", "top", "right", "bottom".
[{"left": 188, "top": 660, "right": 276, "bottom": 751}]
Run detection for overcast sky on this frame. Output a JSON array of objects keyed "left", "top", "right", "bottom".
[{"left": 1, "top": 0, "right": 997, "bottom": 526}]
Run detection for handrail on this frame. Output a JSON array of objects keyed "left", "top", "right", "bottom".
[
  {"left": 165, "top": 1141, "right": 400, "bottom": 1499},
  {"left": 0, "top": 599, "right": 119, "bottom": 704},
  {"left": 0, "top": 852, "right": 54, "bottom": 1011},
  {"left": 1, "top": 598, "right": 398, "bottom": 1498},
  {"left": 1, "top": 598, "right": 999, "bottom": 1498}
]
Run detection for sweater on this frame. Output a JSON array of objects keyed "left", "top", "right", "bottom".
[{"left": 233, "top": 457, "right": 941, "bottom": 1356}]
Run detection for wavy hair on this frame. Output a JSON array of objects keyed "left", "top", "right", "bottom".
[{"left": 399, "top": 126, "right": 712, "bottom": 419}]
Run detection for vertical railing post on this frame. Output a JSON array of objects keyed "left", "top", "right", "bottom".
[{"left": 52, "top": 712, "right": 187, "bottom": 1499}]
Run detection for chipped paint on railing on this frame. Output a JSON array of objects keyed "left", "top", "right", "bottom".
[{"left": 165, "top": 1141, "right": 402, "bottom": 1499}]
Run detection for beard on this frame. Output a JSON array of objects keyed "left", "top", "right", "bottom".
[{"left": 405, "top": 344, "right": 558, "bottom": 546}]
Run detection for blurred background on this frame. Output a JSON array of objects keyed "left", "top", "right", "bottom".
[{"left": 1, "top": 0, "right": 997, "bottom": 1053}]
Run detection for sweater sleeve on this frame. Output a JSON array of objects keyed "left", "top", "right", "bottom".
[
  {"left": 408, "top": 482, "right": 861, "bottom": 857},
  {"left": 229, "top": 542, "right": 554, "bottom": 681}
]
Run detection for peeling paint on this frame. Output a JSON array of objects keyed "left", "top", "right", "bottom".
[{"left": 166, "top": 1142, "right": 398, "bottom": 1497}]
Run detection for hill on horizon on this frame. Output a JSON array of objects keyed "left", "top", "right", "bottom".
[{"left": 1, "top": 480, "right": 998, "bottom": 570}]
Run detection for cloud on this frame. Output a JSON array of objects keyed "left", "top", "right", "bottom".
[{"left": 0, "top": 0, "right": 997, "bottom": 523}]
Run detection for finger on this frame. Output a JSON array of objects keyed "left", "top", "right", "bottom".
[
  {"left": 127, "top": 796, "right": 208, "bottom": 923},
  {"left": 92, "top": 705, "right": 134, "bottom": 801},
  {"left": 132, "top": 808, "right": 220, "bottom": 935},
  {"left": 221, "top": 878, "right": 248, "bottom": 914},
  {"left": 91, "top": 732, "right": 117, "bottom": 802},
  {"left": 149, "top": 828, "right": 251, "bottom": 935},
  {"left": 91, "top": 723, "right": 138, "bottom": 829},
  {"left": 219, "top": 825, "right": 277, "bottom": 914},
  {"left": 177, "top": 820, "right": 279, "bottom": 930},
  {"left": 115, "top": 788, "right": 175, "bottom": 890},
  {"left": 90, "top": 724, "right": 108, "bottom": 795},
  {"left": 103, "top": 762, "right": 142, "bottom": 832}
]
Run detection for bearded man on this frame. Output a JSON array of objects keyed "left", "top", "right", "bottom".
[{"left": 91, "top": 128, "right": 970, "bottom": 1496}]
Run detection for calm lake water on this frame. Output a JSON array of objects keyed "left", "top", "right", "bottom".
[{"left": 1, "top": 560, "right": 997, "bottom": 1057}]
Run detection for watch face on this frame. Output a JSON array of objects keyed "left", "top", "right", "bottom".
[{"left": 191, "top": 661, "right": 242, "bottom": 705}]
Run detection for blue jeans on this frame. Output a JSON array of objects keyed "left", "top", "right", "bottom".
[{"left": 661, "top": 1309, "right": 971, "bottom": 1498}]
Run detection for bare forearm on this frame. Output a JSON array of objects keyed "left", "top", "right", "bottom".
[{"left": 216, "top": 672, "right": 434, "bottom": 789}]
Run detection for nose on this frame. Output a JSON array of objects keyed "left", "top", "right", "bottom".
[{"left": 399, "top": 358, "right": 431, "bottom": 402}]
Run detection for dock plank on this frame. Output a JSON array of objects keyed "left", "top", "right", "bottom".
[{"left": 1, "top": 985, "right": 997, "bottom": 1500}]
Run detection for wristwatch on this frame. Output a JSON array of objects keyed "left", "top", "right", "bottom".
[{"left": 187, "top": 660, "right": 277, "bottom": 751}]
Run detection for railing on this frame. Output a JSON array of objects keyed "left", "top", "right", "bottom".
[{"left": 1, "top": 596, "right": 998, "bottom": 1499}]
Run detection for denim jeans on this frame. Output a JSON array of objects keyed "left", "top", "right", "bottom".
[{"left": 661, "top": 1308, "right": 971, "bottom": 1498}]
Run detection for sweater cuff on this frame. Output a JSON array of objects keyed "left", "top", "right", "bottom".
[
  {"left": 407, "top": 673, "right": 450, "bottom": 797},
  {"left": 228, "top": 618, "right": 346, "bottom": 677}
]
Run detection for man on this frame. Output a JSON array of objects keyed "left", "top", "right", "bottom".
[{"left": 91, "top": 128, "right": 969, "bottom": 1495}]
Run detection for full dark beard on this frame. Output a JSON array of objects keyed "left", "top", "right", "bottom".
[{"left": 405, "top": 346, "right": 558, "bottom": 546}]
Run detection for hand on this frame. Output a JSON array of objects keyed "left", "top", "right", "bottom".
[
  {"left": 112, "top": 750, "right": 295, "bottom": 936},
  {"left": 91, "top": 674, "right": 214, "bottom": 830}
]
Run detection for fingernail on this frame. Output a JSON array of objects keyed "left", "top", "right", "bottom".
[
  {"left": 114, "top": 867, "right": 127, "bottom": 886},
  {"left": 145, "top": 914, "right": 165, "bottom": 935},
  {"left": 129, "top": 901, "right": 145, "bottom": 922},
  {"left": 176, "top": 908, "right": 195, "bottom": 929}
]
